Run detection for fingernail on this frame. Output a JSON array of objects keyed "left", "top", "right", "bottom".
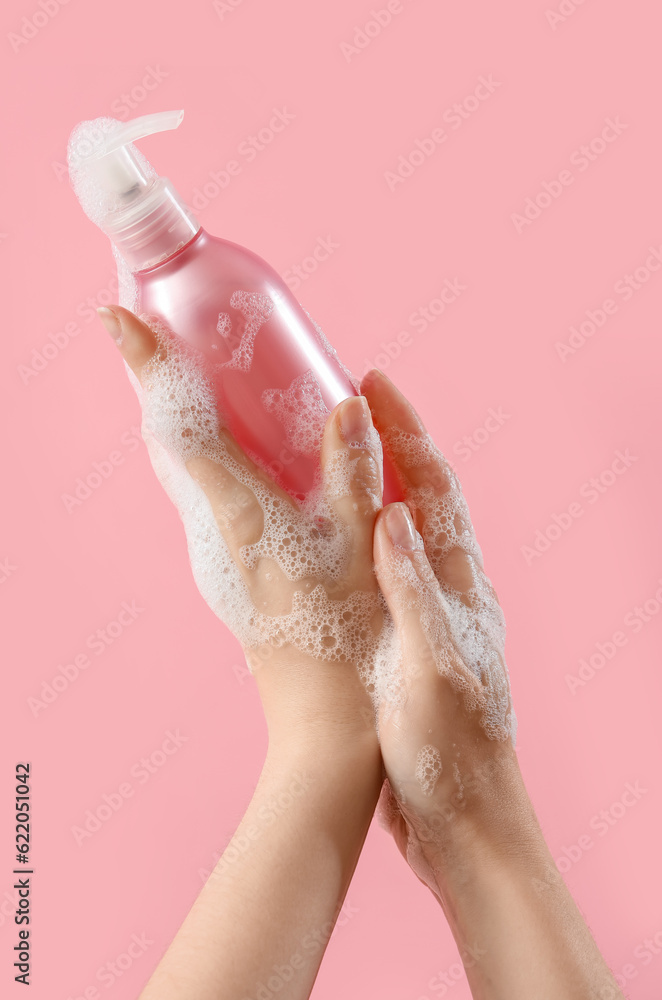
[
  {"left": 97, "top": 306, "right": 123, "bottom": 343},
  {"left": 339, "top": 395, "right": 371, "bottom": 444},
  {"left": 385, "top": 503, "right": 417, "bottom": 550},
  {"left": 367, "top": 368, "right": 391, "bottom": 384}
]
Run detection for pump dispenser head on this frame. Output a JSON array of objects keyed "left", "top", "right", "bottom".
[{"left": 68, "top": 109, "right": 200, "bottom": 272}]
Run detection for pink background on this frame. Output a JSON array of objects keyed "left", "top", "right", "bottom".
[{"left": 2, "top": 0, "right": 661, "bottom": 997}]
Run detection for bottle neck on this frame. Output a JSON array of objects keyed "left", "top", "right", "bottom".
[{"left": 107, "top": 178, "right": 201, "bottom": 272}]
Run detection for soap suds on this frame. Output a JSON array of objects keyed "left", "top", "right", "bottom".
[
  {"left": 70, "top": 115, "right": 515, "bottom": 759},
  {"left": 217, "top": 291, "right": 274, "bottom": 372},
  {"left": 124, "top": 312, "right": 515, "bottom": 746},
  {"left": 415, "top": 745, "right": 443, "bottom": 797},
  {"left": 304, "top": 308, "right": 361, "bottom": 394},
  {"left": 68, "top": 118, "right": 157, "bottom": 229},
  {"left": 262, "top": 369, "right": 329, "bottom": 457}
]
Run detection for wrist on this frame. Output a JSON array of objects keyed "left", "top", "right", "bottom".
[
  {"left": 411, "top": 752, "right": 549, "bottom": 893},
  {"left": 254, "top": 652, "right": 380, "bottom": 767},
  {"left": 264, "top": 722, "right": 382, "bottom": 789},
  {"left": 249, "top": 726, "right": 383, "bottom": 899}
]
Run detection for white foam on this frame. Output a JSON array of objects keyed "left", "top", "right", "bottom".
[
  {"left": 67, "top": 118, "right": 157, "bottom": 230},
  {"left": 303, "top": 308, "right": 361, "bottom": 394},
  {"left": 262, "top": 369, "right": 329, "bottom": 457},
  {"left": 376, "top": 426, "right": 517, "bottom": 744},
  {"left": 105, "top": 234, "right": 514, "bottom": 754},
  {"left": 117, "top": 313, "right": 388, "bottom": 669},
  {"left": 415, "top": 745, "right": 442, "bottom": 797},
  {"left": 112, "top": 245, "right": 139, "bottom": 313},
  {"left": 217, "top": 291, "right": 274, "bottom": 372}
]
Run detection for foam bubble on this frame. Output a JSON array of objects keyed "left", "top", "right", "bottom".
[
  {"left": 67, "top": 117, "right": 157, "bottom": 230},
  {"left": 303, "top": 308, "right": 361, "bottom": 394},
  {"left": 217, "top": 291, "right": 274, "bottom": 372},
  {"left": 415, "top": 745, "right": 442, "bottom": 797},
  {"left": 112, "top": 245, "right": 139, "bottom": 313},
  {"left": 378, "top": 426, "right": 517, "bottom": 744},
  {"left": 262, "top": 369, "right": 329, "bottom": 457},
  {"left": 119, "top": 314, "right": 388, "bottom": 668},
  {"left": 109, "top": 257, "right": 514, "bottom": 749}
]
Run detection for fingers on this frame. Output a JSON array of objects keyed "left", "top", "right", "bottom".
[
  {"left": 373, "top": 502, "right": 483, "bottom": 711},
  {"left": 184, "top": 428, "right": 301, "bottom": 585},
  {"left": 96, "top": 305, "right": 162, "bottom": 379},
  {"left": 361, "top": 368, "right": 485, "bottom": 596},
  {"left": 373, "top": 502, "right": 488, "bottom": 813},
  {"left": 361, "top": 368, "right": 458, "bottom": 497},
  {"left": 185, "top": 449, "right": 266, "bottom": 559},
  {"left": 319, "top": 394, "right": 383, "bottom": 587},
  {"left": 96, "top": 304, "right": 295, "bottom": 579}
]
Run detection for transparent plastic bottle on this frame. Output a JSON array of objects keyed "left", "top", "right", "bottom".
[
  {"left": 132, "top": 226, "right": 359, "bottom": 501},
  {"left": 68, "top": 110, "right": 378, "bottom": 501}
]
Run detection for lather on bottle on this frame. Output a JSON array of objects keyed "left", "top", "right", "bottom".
[{"left": 69, "top": 110, "right": 397, "bottom": 501}]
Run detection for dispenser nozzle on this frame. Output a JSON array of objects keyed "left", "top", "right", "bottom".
[
  {"left": 68, "top": 109, "right": 200, "bottom": 272},
  {"left": 92, "top": 109, "right": 185, "bottom": 160}
]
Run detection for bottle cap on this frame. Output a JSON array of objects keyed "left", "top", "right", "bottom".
[{"left": 68, "top": 110, "right": 200, "bottom": 271}]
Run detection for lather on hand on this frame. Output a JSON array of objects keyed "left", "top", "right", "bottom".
[{"left": 95, "top": 302, "right": 625, "bottom": 1000}]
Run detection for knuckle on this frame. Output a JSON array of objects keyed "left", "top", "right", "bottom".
[{"left": 350, "top": 452, "right": 382, "bottom": 506}]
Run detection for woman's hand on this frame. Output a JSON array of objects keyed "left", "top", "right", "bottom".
[
  {"left": 96, "top": 307, "right": 623, "bottom": 999},
  {"left": 361, "top": 369, "right": 625, "bottom": 1000},
  {"left": 97, "top": 304, "right": 385, "bottom": 759},
  {"left": 98, "top": 303, "right": 387, "bottom": 1000},
  {"left": 359, "top": 368, "right": 522, "bottom": 888}
]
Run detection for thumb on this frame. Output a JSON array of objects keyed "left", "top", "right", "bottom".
[{"left": 96, "top": 305, "right": 160, "bottom": 379}]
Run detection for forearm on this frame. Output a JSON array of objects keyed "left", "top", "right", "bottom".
[
  {"left": 421, "top": 765, "right": 625, "bottom": 1000},
  {"left": 138, "top": 732, "right": 382, "bottom": 1000}
]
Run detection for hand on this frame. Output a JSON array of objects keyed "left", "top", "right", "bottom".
[
  {"left": 361, "top": 370, "right": 625, "bottom": 1000},
  {"left": 97, "top": 304, "right": 386, "bottom": 759},
  {"left": 98, "top": 304, "right": 387, "bottom": 1000},
  {"left": 98, "top": 309, "right": 623, "bottom": 1000},
  {"left": 356, "top": 368, "right": 521, "bottom": 898}
]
